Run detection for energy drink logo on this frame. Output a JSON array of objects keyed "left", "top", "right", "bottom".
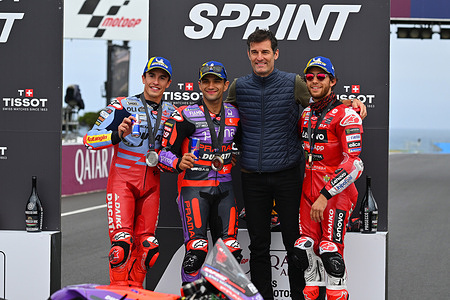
[{"left": 2, "top": 89, "right": 48, "bottom": 112}]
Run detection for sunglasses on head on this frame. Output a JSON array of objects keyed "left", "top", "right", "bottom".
[
  {"left": 200, "top": 65, "right": 225, "bottom": 75},
  {"left": 305, "top": 73, "right": 328, "bottom": 81}
]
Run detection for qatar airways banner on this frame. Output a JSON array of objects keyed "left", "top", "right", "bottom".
[
  {"left": 150, "top": 0, "right": 389, "bottom": 231},
  {"left": 61, "top": 145, "right": 113, "bottom": 196},
  {"left": 0, "top": 0, "right": 62, "bottom": 231}
]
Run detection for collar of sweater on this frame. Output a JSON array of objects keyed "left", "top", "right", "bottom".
[{"left": 251, "top": 68, "right": 279, "bottom": 84}]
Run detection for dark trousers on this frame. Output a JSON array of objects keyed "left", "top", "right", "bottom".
[{"left": 241, "top": 165, "right": 305, "bottom": 300}]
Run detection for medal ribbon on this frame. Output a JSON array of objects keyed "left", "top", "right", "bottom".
[
  {"left": 307, "top": 97, "right": 336, "bottom": 165},
  {"left": 202, "top": 101, "right": 225, "bottom": 154},
  {"left": 139, "top": 93, "right": 162, "bottom": 151}
]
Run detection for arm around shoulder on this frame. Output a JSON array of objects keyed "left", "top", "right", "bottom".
[
  {"left": 295, "top": 75, "right": 311, "bottom": 108},
  {"left": 225, "top": 78, "right": 238, "bottom": 105}
]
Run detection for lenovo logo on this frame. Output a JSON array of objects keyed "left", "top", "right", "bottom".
[{"left": 184, "top": 3, "right": 361, "bottom": 41}]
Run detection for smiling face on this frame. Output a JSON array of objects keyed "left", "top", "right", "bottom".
[
  {"left": 141, "top": 68, "right": 172, "bottom": 103},
  {"left": 198, "top": 74, "right": 229, "bottom": 104},
  {"left": 247, "top": 39, "right": 279, "bottom": 77},
  {"left": 305, "top": 67, "right": 336, "bottom": 102}
]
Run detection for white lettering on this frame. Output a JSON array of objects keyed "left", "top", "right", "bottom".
[
  {"left": 75, "top": 148, "right": 110, "bottom": 185},
  {"left": 184, "top": 3, "right": 361, "bottom": 41},
  {"left": 184, "top": 3, "right": 217, "bottom": 39},
  {"left": 214, "top": 4, "right": 250, "bottom": 39},
  {"left": 0, "top": 12, "right": 24, "bottom": 43},
  {"left": 2, "top": 97, "right": 48, "bottom": 107},
  {"left": 75, "top": 149, "right": 84, "bottom": 184}
]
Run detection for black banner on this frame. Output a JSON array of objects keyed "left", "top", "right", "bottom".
[
  {"left": 0, "top": 1, "right": 63, "bottom": 231},
  {"left": 150, "top": 0, "right": 389, "bottom": 232}
]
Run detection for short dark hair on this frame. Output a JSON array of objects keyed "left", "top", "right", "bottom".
[{"left": 246, "top": 29, "right": 278, "bottom": 53}]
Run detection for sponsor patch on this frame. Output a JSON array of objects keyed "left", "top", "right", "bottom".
[
  {"left": 346, "top": 134, "right": 361, "bottom": 142},
  {"left": 333, "top": 209, "right": 347, "bottom": 244},
  {"left": 347, "top": 141, "right": 361, "bottom": 148},
  {"left": 345, "top": 128, "right": 360, "bottom": 134},
  {"left": 127, "top": 101, "right": 139, "bottom": 106},
  {"left": 86, "top": 134, "right": 110, "bottom": 143},
  {"left": 330, "top": 170, "right": 348, "bottom": 186},
  {"left": 340, "top": 108, "right": 362, "bottom": 126},
  {"left": 348, "top": 147, "right": 361, "bottom": 153},
  {"left": 100, "top": 110, "right": 110, "bottom": 118}
]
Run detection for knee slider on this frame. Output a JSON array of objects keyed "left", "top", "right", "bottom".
[
  {"left": 183, "top": 239, "right": 208, "bottom": 274},
  {"left": 109, "top": 232, "right": 133, "bottom": 268},
  {"left": 293, "top": 237, "right": 314, "bottom": 271},
  {"left": 320, "top": 252, "right": 345, "bottom": 278},
  {"left": 142, "top": 236, "right": 160, "bottom": 269},
  {"left": 224, "top": 238, "right": 243, "bottom": 263}
]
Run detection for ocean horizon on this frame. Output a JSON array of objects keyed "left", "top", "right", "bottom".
[{"left": 389, "top": 128, "right": 450, "bottom": 153}]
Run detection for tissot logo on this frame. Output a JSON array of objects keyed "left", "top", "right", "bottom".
[
  {"left": 337, "top": 84, "right": 376, "bottom": 108},
  {"left": 184, "top": 3, "right": 361, "bottom": 41},
  {"left": 2, "top": 89, "right": 48, "bottom": 112}
]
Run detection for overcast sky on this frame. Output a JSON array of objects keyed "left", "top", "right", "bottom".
[{"left": 63, "top": 25, "right": 450, "bottom": 131}]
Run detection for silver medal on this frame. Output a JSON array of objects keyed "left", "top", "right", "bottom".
[
  {"left": 146, "top": 151, "right": 159, "bottom": 167},
  {"left": 211, "top": 155, "right": 224, "bottom": 171}
]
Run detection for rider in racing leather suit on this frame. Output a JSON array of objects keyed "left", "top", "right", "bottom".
[
  {"left": 158, "top": 61, "right": 242, "bottom": 284},
  {"left": 294, "top": 56, "right": 364, "bottom": 300},
  {"left": 84, "top": 57, "right": 176, "bottom": 287}
]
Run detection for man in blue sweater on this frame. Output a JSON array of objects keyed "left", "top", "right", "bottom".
[{"left": 226, "top": 29, "right": 366, "bottom": 300}]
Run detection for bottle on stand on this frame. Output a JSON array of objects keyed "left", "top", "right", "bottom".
[
  {"left": 359, "top": 175, "right": 378, "bottom": 233},
  {"left": 25, "top": 176, "right": 43, "bottom": 232}
]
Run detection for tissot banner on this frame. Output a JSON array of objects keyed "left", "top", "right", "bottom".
[
  {"left": 0, "top": 1, "right": 62, "bottom": 231},
  {"left": 150, "top": 0, "right": 389, "bottom": 231}
]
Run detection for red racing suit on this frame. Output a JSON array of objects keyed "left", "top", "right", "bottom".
[
  {"left": 83, "top": 95, "right": 176, "bottom": 286},
  {"left": 298, "top": 99, "right": 364, "bottom": 257},
  {"left": 158, "top": 101, "right": 241, "bottom": 283}
]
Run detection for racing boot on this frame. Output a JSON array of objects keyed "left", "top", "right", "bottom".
[
  {"left": 128, "top": 235, "right": 160, "bottom": 288},
  {"left": 108, "top": 231, "right": 133, "bottom": 286}
]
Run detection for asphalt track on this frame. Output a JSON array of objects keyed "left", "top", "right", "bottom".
[{"left": 61, "top": 154, "right": 450, "bottom": 299}]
